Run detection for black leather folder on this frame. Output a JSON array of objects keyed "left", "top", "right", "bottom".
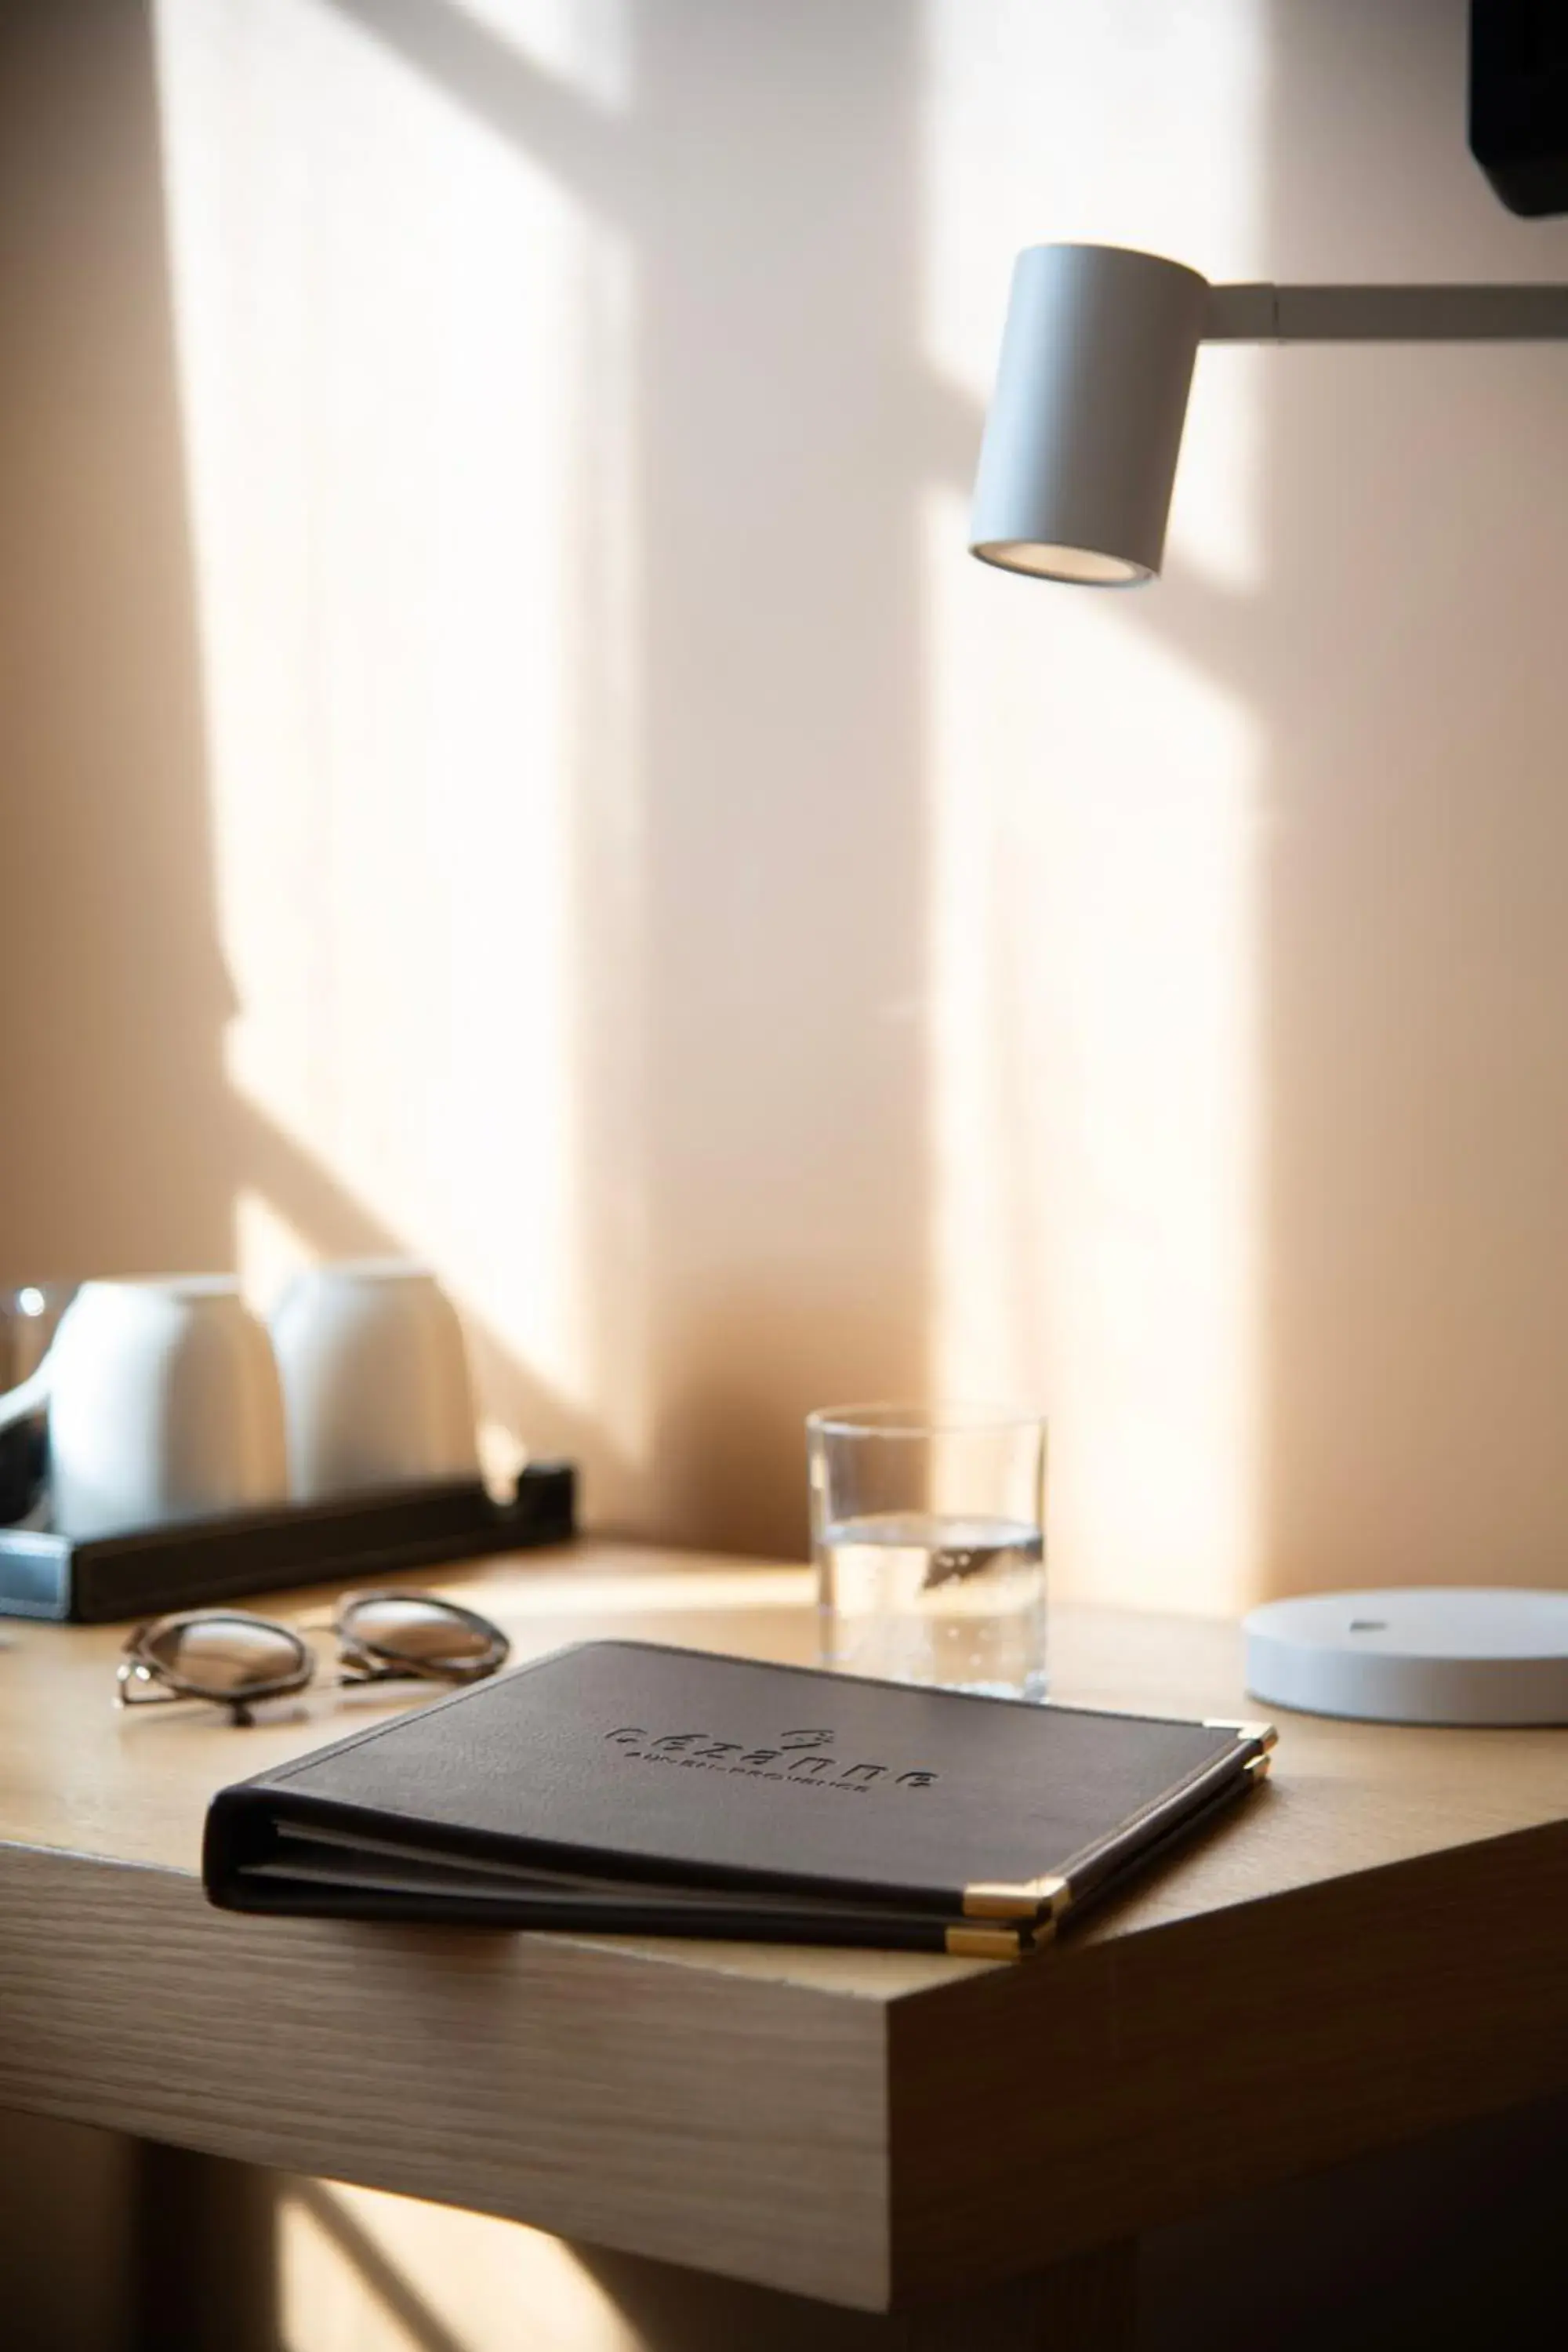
[{"left": 203, "top": 1639, "right": 1276, "bottom": 1957}]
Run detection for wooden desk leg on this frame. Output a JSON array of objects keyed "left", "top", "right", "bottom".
[
  {"left": 130, "top": 2139, "right": 278, "bottom": 2352},
  {"left": 0, "top": 2110, "right": 275, "bottom": 2352}
]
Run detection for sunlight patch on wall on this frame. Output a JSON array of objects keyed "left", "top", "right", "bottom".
[
  {"left": 924, "top": 487, "right": 1261, "bottom": 1615},
  {"left": 154, "top": 0, "right": 646, "bottom": 1470},
  {"left": 920, "top": 2, "right": 1267, "bottom": 1610},
  {"left": 446, "top": 0, "right": 632, "bottom": 109},
  {"left": 1173, "top": 345, "right": 1266, "bottom": 594}
]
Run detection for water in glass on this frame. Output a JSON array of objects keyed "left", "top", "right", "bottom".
[{"left": 818, "top": 1508, "right": 1047, "bottom": 1700}]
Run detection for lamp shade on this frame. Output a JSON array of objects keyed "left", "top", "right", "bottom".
[{"left": 970, "top": 244, "right": 1210, "bottom": 585}]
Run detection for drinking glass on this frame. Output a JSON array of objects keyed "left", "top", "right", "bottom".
[{"left": 808, "top": 1404, "right": 1047, "bottom": 1700}]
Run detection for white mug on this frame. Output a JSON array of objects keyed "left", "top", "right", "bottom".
[
  {"left": 0, "top": 1276, "right": 289, "bottom": 1541},
  {"left": 268, "top": 1260, "right": 479, "bottom": 1503}
]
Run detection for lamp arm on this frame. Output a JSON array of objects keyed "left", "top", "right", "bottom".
[{"left": 1204, "top": 281, "right": 1568, "bottom": 343}]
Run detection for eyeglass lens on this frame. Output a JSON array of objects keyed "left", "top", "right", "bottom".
[
  {"left": 339, "top": 1595, "right": 500, "bottom": 1667},
  {"left": 140, "top": 1614, "right": 310, "bottom": 1697}
]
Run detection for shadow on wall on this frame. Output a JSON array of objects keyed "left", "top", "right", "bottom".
[
  {"left": 0, "top": 0, "right": 615, "bottom": 1490},
  {"left": 0, "top": 0, "right": 950, "bottom": 1557}
]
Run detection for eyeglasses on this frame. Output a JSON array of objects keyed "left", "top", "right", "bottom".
[{"left": 117, "top": 1590, "right": 510, "bottom": 1725}]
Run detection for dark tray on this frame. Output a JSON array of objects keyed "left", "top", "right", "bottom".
[{"left": 0, "top": 1462, "right": 575, "bottom": 1624}]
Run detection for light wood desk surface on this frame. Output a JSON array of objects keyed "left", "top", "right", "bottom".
[{"left": 1, "top": 1541, "right": 1566, "bottom": 2314}]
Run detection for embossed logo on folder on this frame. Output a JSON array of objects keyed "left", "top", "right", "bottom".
[{"left": 604, "top": 1722, "right": 939, "bottom": 1792}]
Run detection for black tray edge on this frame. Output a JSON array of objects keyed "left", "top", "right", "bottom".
[{"left": 0, "top": 1463, "right": 576, "bottom": 1624}]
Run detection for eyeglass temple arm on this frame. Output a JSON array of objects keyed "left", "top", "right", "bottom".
[
  {"left": 116, "top": 1661, "right": 259, "bottom": 1725},
  {"left": 116, "top": 1662, "right": 187, "bottom": 1706},
  {"left": 117, "top": 1662, "right": 248, "bottom": 1716},
  {"left": 1205, "top": 282, "right": 1568, "bottom": 343}
]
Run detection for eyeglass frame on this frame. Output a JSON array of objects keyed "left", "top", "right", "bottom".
[{"left": 116, "top": 1589, "right": 510, "bottom": 1726}]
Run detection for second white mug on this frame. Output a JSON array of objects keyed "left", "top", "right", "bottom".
[{"left": 269, "top": 1260, "right": 479, "bottom": 1502}]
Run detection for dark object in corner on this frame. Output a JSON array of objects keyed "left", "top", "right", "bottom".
[
  {"left": 0, "top": 1412, "right": 47, "bottom": 1527},
  {"left": 1472, "top": 1, "right": 1568, "bottom": 216},
  {"left": 0, "top": 1463, "right": 575, "bottom": 1623}
]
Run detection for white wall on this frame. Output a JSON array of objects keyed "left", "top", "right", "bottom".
[{"left": 4, "top": 0, "right": 1568, "bottom": 1610}]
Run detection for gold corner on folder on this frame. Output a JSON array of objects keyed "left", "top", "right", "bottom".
[
  {"left": 1244, "top": 1751, "right": 1272, "bottom": 1780},
  {"left": 946, "top": 1924, "right": 1027, "bottom": 1961},
  {"left": 961, "top": 1873, "right": 1072, "bottom": 1922},
  {"left": 1203, "top": 1717, "right": 1279, "bottom": 1752}
]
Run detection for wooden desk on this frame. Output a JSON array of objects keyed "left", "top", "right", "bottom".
[{"left": 2, "top": 1543, "right": 1566, "bottom": 2349}]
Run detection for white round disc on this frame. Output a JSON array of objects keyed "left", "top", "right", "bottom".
[{"left": 1243, "top": 1588, "right": 1568, "bottom": 1726}]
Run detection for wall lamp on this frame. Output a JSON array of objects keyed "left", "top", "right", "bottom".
[{"left": 970, "top": 241, "right": 1568, "bottom": 586}]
